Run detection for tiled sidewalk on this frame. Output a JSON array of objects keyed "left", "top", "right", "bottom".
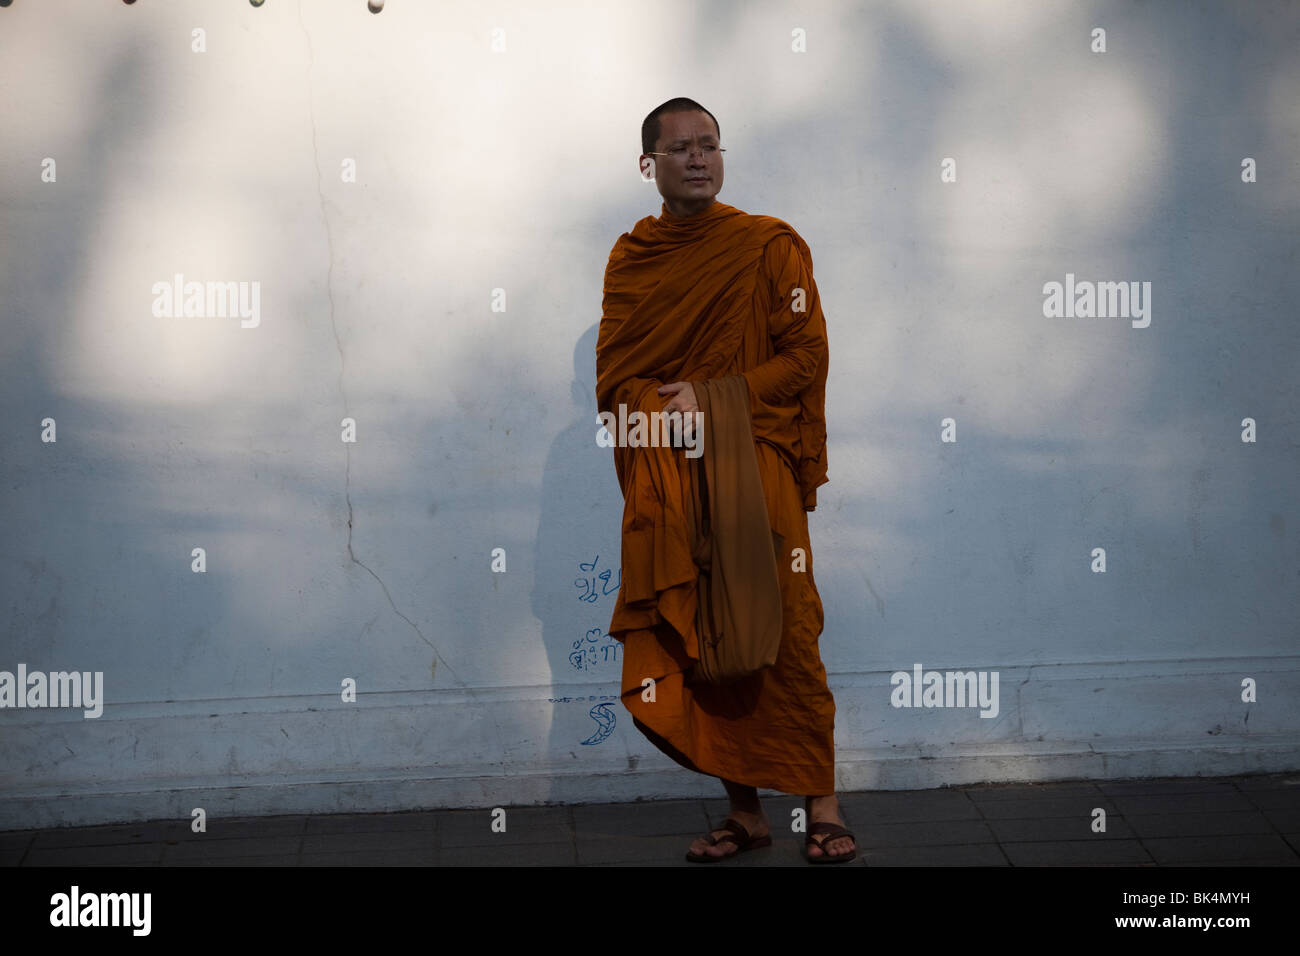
[{"left": 3, "top": 772, "right": 1298, "bottom": 866}]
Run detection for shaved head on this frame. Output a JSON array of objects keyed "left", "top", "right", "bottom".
[{"left": 641, "top": 97, "right": 720, "bottom": 155}]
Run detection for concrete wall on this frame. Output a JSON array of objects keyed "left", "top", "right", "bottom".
[{"left": 1, "top": 0, "right": 1297, "bottom": 828}]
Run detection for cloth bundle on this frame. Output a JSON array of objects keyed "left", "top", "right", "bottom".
[{"left": 685, "top": 375, "right": 784, "bottom": 683}]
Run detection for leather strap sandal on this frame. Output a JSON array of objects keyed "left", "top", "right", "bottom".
[
  {"left": 685, "top": 817, "right": 773, "bottom": 863},
  {"left": 805, "top": 821, "right": 858, "bottom": 864}
]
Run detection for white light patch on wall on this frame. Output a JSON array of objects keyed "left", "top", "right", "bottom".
[
  {"left": 896, "top": 0, "right": 1078, "bottom": 65},
  {"left": 931, "top": 72, "right": 1167, "bottom": 256},
  {"left": 704, "top": 4, "right": 881, "bottom": 119},
  {"left": 1266, "top": 58, "right": 1300, "bottom": 213}
]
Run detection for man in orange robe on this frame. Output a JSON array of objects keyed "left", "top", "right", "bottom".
[{"left": 595, "top": 98, "right": 855, "bottom": 862}]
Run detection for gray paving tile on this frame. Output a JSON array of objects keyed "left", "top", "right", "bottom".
[
  {"left": 1109, "top": 791, "right": 1259, "bottom": 816},
  {"left": 437, "top": 841, "right": 576, "bottom": 866},
  {"left": 1124, "top": 810, "right": 1275, "bottom": 839},
  {"left": 32, "top": 821, "right": 171, "bottom": 849},
  {"left": 24, "top": 842, "right": 164, "bottom": 866},
  {"left": 1241, "top": 788, "right": 1300, "bottom": 811},
  {"left": 861, "top": 843, "right": 1008, "bottom": 866},
  {"left": 0, "top": 831, "right": 38, "bottom": 850},
  {"left": 700, "top": 796, "right": 804, "bottom": 814},
  {"left": 969, "top": 793, "right": 1120, "bottom": 820},
  {"left": 681, "top": 834, "right": 860, "bottom": 866},
  {"left": 299, "top": 850, "right": 436, "bottom": 867},
  {"left": 964, "top": 782, "right": 1103, "bottom": 801},
  {"left": 1165, "top": 857, "right": 1300, "bottom": 867},
  {"left": 1234, "top": 774, "right": 1300, "bottom": 790},
  {"left": 854, "top": 819, "right": 996, "bottom": 848},
  {"left": 1002, "top": 840, "right": 1153, "bottom": 866},
  {"left": 721, "top": 796, "right": 806, "bottom": 815},
  {"left": 0, "top": 832, "right": 34, "bottom": 864},
  {"left": 304, "top": 812, "right": 439, "bottom": 835},
  {"left": 1143, "top": 833, "right": 1298, "bottom": 864},
  {"left": 160, "top": 836, "right": 301, "bottom": 863},
  {"left": 838, "top": 789, "right": 981, "bottom": 824},
  {"left": 750, "top": 840, "right": 833, "bottom": 866},
  {"left": 439, "top": 807, "right": 573, "bottom": 847},
  {"left": 583, "top": 826, "right": 830, "bottom": 866},
  {"left": 179, "top": 816, "right": 307, "bottom": 840},
  {"left": 572, "top": 799, "right": 707, "bottom": 838},
  {"left": 301, "top": 830, "right": 434, "bottom": 855},
  {"left": 576, "top": 834, "right": 703, "bottom": 865},
  {"left": 1097, "top": 777, "right": 1241, "bottom": 796},
  {"left": 986, "top": 816, "right": 1137, "bottom": 842},
  {"left": 602, "top": 859, "right": 698, "bottom": 867},
  {"left": 163, "top": 856, "right": 298, "bottom": 867}
]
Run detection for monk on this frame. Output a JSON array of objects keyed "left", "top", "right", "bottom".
[{"left": 595, "top": 97, "right": 856, "bottom": 863}]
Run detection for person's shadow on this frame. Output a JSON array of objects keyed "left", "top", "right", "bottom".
[{"left": 531, "top": 323, "right": 643, "bottom": 795}]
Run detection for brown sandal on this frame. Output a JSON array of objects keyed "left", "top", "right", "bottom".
[
  {"left": 685, "top": 817, "right": 773, "bottom": 863},
  {"left": 805, "top": 821, "right": 858, "bottom": 864}
]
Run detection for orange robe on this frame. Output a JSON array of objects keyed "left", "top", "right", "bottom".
[{"left": 596, "top": 200, "right": 835, "bottom": 795}]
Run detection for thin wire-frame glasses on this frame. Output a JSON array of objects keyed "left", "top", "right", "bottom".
[{"left": 648, "top": 145, "right": 726, "bottom": 159}]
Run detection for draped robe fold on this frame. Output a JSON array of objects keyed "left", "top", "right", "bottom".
[{"left": 596, "top": 199, "right": 835, "bottom": 795}]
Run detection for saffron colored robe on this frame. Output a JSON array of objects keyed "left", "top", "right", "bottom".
[{"left": 596, "top": 199, "right": 835, "bottom": 795}]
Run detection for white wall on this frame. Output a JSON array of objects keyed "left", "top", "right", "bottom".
[{"left": 1, "top": 0, "right": 1297, "bottom": 828}]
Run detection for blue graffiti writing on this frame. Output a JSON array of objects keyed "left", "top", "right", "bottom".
[
  {"left": 580, "top": 702, "right": 617, "bottom": 746},
  {"left": 575, "top": 555, "right": 621, "bottom": 604},
  {"left": 569, "top": 627, "right": 623, "bottom": 672}
]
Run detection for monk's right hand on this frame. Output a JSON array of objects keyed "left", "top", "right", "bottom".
[{"left": 658, "top": 381, "right": 700, "bottom": 442}]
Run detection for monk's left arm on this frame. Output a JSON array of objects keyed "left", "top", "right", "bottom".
[
  {"left": 607, "top": 375, "right": 665, "bottom": 418},
  {"left": 740, "top": 234, "right": 828, "bottom": 406}
]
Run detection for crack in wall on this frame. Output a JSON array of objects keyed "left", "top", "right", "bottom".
[
  {"left": 1017, "top": 669, "right": 1033, "bottom": 739},
  {"left": 296, "top": 1, "right": 464, "bottom": 690}
]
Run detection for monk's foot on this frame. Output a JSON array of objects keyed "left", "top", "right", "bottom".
[
  {"left": 805, "top": 794, "right": 855, "bottom": 860},
  {"left": 687, "top": 807, "right": 770, "bottom": 860}
]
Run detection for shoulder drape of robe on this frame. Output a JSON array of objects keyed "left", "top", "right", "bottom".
[
  {"left": 595, "top": 200, "right": 836, "bottom": 795},
  {"left": 597, "top": 201, "right": 828, "bottom": 512}
]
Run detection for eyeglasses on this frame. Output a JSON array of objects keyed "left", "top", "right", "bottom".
[{"left": 648, "top": 144, "right": 726, "bottom": 159}]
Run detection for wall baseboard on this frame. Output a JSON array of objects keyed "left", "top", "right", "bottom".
[{"left": 3, "top": 657, "right": 1296, "bottom": 830}]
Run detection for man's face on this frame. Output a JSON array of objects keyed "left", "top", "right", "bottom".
[{"left": 641, "top": 110, "right": 724, "bottom": 212}]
